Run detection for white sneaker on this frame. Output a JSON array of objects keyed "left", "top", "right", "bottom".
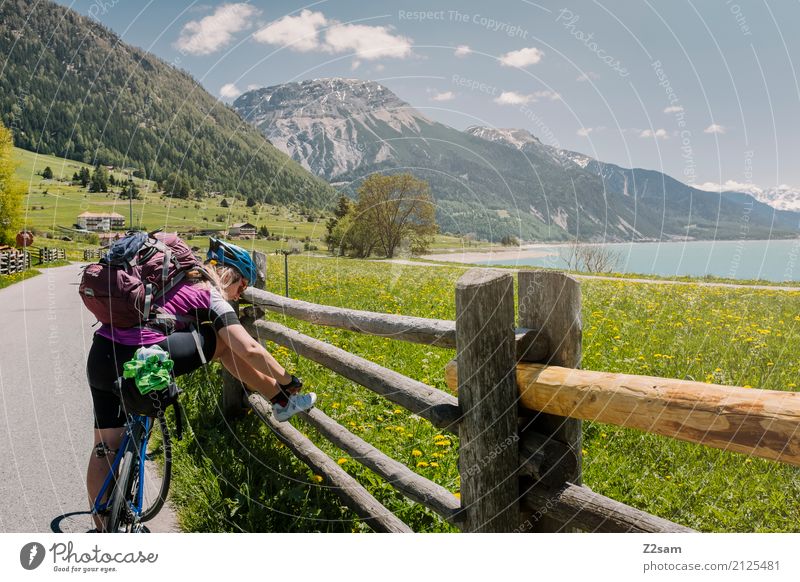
[{"left": 272, "top": 392, "right": 317, "bottom": 422}]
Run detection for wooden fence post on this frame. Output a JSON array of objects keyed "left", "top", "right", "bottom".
[
  {"left": 455, "top": 268, "right": 520, "bottom": 532},
  {"left": 221, "top": 250, "right": 267, "bottom": 419},
  {"left": 517, "top": 270, "right": 582, "bottom": 532}
]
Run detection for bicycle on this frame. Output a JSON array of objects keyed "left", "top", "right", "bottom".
[{"left": 91, "top": 406, "right": 174, "bottom": 533}]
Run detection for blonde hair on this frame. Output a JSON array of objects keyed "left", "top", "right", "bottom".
[{"left": 186, "top": 262, "right": 243, "bottom": 300}]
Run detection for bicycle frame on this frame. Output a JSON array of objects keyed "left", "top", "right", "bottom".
[{"left": 92, "top": 414, "right": 152, "bottom": 520}]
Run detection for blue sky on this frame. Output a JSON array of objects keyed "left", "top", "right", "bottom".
[{"left": 60, "top": 0, "right": 800, "bottom": 191}]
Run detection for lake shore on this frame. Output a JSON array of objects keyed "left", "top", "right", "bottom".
[{"left": 425, "top": 244, "right": 562, "bottom": 264}]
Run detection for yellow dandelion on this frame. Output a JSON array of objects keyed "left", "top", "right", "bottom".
[
  {"left": 417, "top": 461, "right": 429, "bottom": 468},
  {"left": 434, "top": 439, "right": 452, "bottom": 447},
  {"left": 430, "top": 462, "right": 439, "bottom": 467},
  {"left": 412, "top": 450, "right": 423, "bottom": 457},
  {"left": 453, "top": 492, "right": 461, "bottom": 499},
  {"left": 313, "top": 475, "right": 323, "bottom": 483},
  {"left": 337, "top": 458, "right": 347, "bottom": 465}
]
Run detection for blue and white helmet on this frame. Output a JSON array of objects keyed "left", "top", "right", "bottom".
[{"left": 207, "top": 237, "right": 257, "bottom": 286}]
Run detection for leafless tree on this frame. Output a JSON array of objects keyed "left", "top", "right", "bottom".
[{"left": 562, "top": 241, "right": 620, "bottom": 273}]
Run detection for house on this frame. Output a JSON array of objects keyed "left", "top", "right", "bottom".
[
  {"left": 228, "top": 222, "right": 257, "bottom": 239},
  {"left": 76, "top": 212, "right": 125, "bottom": 231}
]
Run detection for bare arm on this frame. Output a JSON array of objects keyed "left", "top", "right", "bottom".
[{"left": 216, "top": 323, "right": 292, "bottom": 385}]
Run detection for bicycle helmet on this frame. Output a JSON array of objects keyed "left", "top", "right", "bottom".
[{"left": 207, "top": 237, "right": 258, "bottom": 286}]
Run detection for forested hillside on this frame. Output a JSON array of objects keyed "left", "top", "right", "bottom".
[{"left": 0, "top": 0, "right": 335, "bottom": 207}]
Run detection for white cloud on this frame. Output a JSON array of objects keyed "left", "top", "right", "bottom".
[
  {"left": 325, "top": 23, "right": 411, "bottom": 60},
  {"left": 454, "top": 45, "right": 471, "bottom": 57},
  {"left": 493, "top": 90, "right": 558, "bottom": 105},
  {"left": 577, "top": 127, "right": 593, "bottom": 137},
  {"left": 246, "top": 84, "right": 261, "bottom": 91},
  {"left": 576, "top": 72, "right": 600, "bottom": 82},
  {"left": 704, "top": 123, "right": 726, "bottom": 134},
  {"left": 220, "top": 83, "right": 242, "bottom": 99},
  {"left": 350, "top": 59, "right": 361, "bottom": 71},
  {"left": 499, "top": 47, "right": 544, "bottom": 67},
  {"left": 533, "top": 90, "right": 561, "bottom": 101},
  {"left": 696, "top": 180, "right": 758, "bottom": 193},
  {"left": 431, "top": 91, "right": 455, "bottom": 102},
  {"left": 494, "top": 91, "right": 533, "bottom": 105},
  {"left": 640, "top": 128, "right": 668, "bottom": 139},
  {"left": 175, "top": 3, "right": 259, "bottom": 56},
  {"left": 252, "top": 9, "right": 327, "bottom": 52},
  {"left": 664, "top": 106, "right": 684, "bottom": 113}
]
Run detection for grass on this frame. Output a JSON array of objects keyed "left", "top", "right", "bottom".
[
  {"left": 168, "top": 255, "right": 800, "bottom": 533},
  {"left": 13, "top": 146, "right": 478, "bottom": 258},
  {"left": 0, "top": 268, "right": 41, "bottom": 290}
]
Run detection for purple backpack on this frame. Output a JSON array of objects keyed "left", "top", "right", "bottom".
[{"left": 79, "top": 231, "right": 202, "bottom": 332}]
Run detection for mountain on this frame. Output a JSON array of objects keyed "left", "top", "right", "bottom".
[
  {"left": 696, "top": 183, "right": 800, "bottom": 212},
  {"left": 235, "top": 78, "right": 799, "bottom": 242},
  {"left": 465, "top": 126, "right": 800, "bottom": 240},
  {"left": 0, "top": 0, "right": 334, "bottom": 207},
  {"left": 234, "top": 79, "right": 661, "bottom": 241}
]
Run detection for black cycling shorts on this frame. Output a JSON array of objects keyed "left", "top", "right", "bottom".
[{"left": 87, "top": 324, "right": 217, "bottom": 429}]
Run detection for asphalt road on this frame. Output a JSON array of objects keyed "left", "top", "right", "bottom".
[{"left": 0, "top": 264, "right": 178, "bottom": 533}]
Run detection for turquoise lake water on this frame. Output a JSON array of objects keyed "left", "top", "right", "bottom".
[{"left": 477, "top": 239, "right": 800, "bottom": 282}]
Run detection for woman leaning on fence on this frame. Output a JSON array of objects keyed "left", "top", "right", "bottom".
[{"left": 84, "top": 237, "right": 316, "bottom": 531}]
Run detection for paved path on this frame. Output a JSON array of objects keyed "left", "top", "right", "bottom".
[{"left": 0, "top": 264, "right": 179, "bottom": 533}]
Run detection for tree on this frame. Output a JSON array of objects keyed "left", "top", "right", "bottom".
[
  {"left": 355, "top": 173, "right": 438, "bottom": 258},
  {"left": 258, "top": 225, "right": 270, "bottom": 238},
  {"left": 334, "top": 195, "right": 352, "bottom": 219},
  {"left": 246, "top": 196, "right": 257, "bottom": 207},
  {"left": 220, "top": 198, "right": 229, "bottom": 208},
  {"left": 72, "top": 171, "right": 79, "bottom": 183},
  {"left": 42, "top": 166, "right": 53, "bottom": 179},
  {"left": 562, "top": 241, "right": 620, "bottom": 273},
  {"left": 164, "top": 172, "right": 190, "bottom": 199},
  {"left": 79, "top": 167, "right": 91, "bottom": 188},
  {"left": 327, "top": 212, "right": 376, "bottom": 258},
  {"left": 500, "top": 235, "right": 520, "bottom": 246},
  {"left": 89, "top": 165, "right": 109, "bottom": 192},
  {"left": 0, "top": 122, "right": 25, "bottom": 245}
]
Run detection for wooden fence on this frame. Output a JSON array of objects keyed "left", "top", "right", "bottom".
[
  {"left": 83, "top": 248, "right": 108, "bottom": 261},
  {"left": 0, "top": 250, "right": 31, "bottom": 275},
  {"left": 36, "top": 247, "right": 66, "bottom": 264},
  {"left": 224, "top": 265, "right": 799, "bottom": 533}
]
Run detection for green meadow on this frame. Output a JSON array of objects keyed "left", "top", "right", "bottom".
[
  {"left": 13, "top": 147, "right": 478, "bottom": 258},
  {"left": 172, "top": 255, "right": 800, "bottom": 533}
]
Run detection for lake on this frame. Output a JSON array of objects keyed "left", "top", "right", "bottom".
[{"left": 475, "top": 239, "right": 800, "bottom": 282}]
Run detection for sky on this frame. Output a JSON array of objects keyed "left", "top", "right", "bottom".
[{"left": 58, "top": 0, "right": 800, "bottom": 191}]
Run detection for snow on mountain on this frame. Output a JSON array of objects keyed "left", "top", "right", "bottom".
[{"left": 696, "top": 182, "right": 800, "bottom": 212}]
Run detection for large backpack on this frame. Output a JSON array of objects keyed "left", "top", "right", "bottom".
[{"left": 79, "top": 230, "right": 202, "bottom": 333}]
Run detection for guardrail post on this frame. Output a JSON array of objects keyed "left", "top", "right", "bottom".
[
  {"left": 455, "top": 268, "right": 520, "bottom": 532},
  {"left": 517, "top": 270, "right": 582, "bottom": 532},
  {"left": 221, "top": 250, "right": 267, "bottom": 419}
]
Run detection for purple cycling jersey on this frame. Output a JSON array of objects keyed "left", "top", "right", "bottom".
[{"left": 96, "top": 282, "right": 238, "bottom": 346}]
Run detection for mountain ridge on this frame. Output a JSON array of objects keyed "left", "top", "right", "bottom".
[{"left": 235, "top": 78, "right": 799, "bottom": 242}]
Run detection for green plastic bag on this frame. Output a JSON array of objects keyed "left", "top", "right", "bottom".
[{"left": 123, "top": 345, "right": 175, "bottom": 395}]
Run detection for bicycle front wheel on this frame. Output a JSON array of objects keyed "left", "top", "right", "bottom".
[{"left": 138, "top": 414, "right": 172, "bottom": 522}]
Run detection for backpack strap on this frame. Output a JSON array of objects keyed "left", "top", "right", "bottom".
[{"left": 189, "top": 324, "right": 208, "bottom": 366}]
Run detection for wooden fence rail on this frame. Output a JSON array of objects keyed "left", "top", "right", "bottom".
[
  {"left": 0, "top": 250, "right": 31, "bottom": 275},
  {"left": 442, "top": 362, "right": 800, "bottom": 467},
  {"left": 227, "top": 261, "right": 797, "bottom": 534}
]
